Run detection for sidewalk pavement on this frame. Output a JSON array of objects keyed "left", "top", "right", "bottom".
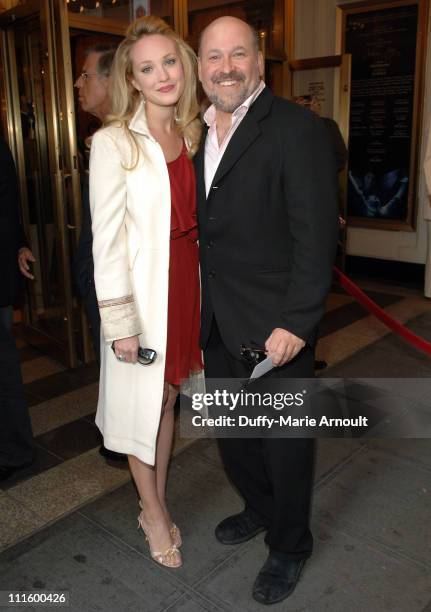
[
  {"left": 1, "top": 310, "right": 431, "bottom": 611},
  {"left": 1, "top": 434, "right": 430, "bottom": 611}
]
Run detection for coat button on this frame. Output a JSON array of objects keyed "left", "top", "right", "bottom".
[
  {"left": 209, "top": 216, "right": 216, "bottom": 221},
  {"left": 208, "top": 269, "right": 216, "bottom": 278},
  {"left": 207, "top": 240, "right": 214, "bottom": 248}
]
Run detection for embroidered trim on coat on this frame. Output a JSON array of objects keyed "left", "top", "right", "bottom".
[{"left": 98, "top": 295, "right": 134, "bottom": 308}]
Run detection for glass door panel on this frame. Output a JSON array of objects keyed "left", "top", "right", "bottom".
[{"left": 0, "top": 0, "right": 81, "bottom": 366}]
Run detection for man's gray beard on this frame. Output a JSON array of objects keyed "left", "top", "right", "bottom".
[{"left": 206, "top": 81, "right": 256, "bottom": 113}]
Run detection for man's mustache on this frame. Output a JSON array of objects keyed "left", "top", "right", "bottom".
[{"left": 212, "top": 71, "right": 245, "bottom": 84}]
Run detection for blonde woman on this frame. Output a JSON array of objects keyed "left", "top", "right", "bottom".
[{"left": 89, "top": 16, "right": 202, "bottom": 568}]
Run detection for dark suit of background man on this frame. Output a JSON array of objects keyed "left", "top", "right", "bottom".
[
  {"left": 196, "top": 17, "right": 339, "bottom": 605},
  {"left": 74, "top": 45, "right": 114, "bottom": 365},
  {"left": 0, "top": 138, "right": 34, "bottom": 480}
]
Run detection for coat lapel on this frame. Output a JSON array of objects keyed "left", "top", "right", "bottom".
[
  {"left": 210, "top": 87, "right": 274, "bottom": 190},
  {"left": 128, "top": 100, "right": 155, "bottom": 141},
  {"left": 195, "top": 126, "right": 208, "bottom": 217}
]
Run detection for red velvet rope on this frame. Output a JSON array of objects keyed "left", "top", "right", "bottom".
[{"left": 333, "top": 267, "right": 431, "bottom": 357}]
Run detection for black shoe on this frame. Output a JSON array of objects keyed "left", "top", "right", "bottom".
[
  {"left": 215, "top": 508, "right": 268, "bottom": 545},
  {"left": 0, "top": 461, "right": 33, "bottom": 481},
  {"left": 252, "top": 551, "right": 306, "bottom": 605},
  {"left": 314, "top": 360, "right": 328, "bottom": 371},
  {"left": 98, "top": 445, "right": 127, "bottom": 461}
]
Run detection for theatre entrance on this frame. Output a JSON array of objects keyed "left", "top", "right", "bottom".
[
  {"left": 0, "top": 1, "right": 127, "bottom": 367},
  {"left": 0, "top": 0, "right": 289, "bottom": 368}
]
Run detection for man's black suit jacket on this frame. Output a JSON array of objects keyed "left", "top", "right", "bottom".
[
  {"left": 74, "top": 176, "right": 94, "bottom": 298},
  {"left": 195, "top": 87, "right": 339, "bottom": 359},
  {"left": 0, "top": 139, "right": 27, "bottom": 307}
]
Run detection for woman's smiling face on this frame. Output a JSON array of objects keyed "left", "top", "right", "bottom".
[{"left": 130, "top": 34, "right": 185, "bottom": 109}]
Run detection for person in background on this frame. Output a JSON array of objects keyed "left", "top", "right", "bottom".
[
  {"left": 294, "top": 94, "right": 348, "bottom": 370},
  {"left": 74, "top": 44, "right": 115, "bottom": 365},
  {"left": 0, "top": 138, "right": 34, "bottom": 480},
  {"left": 74, "top": 45, "right": 128, "bottom": 462},
  {"left": 90, "top": 16, "right": 202, "bottom": 568},
  {"left": 294, "top": 95, "right": 348, "bottom": 173}
]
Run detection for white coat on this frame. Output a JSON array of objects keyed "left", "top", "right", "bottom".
[{"left": 89, "top": 101, "right": 173, "bottom": 466}]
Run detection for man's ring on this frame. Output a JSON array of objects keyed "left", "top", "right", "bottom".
[{"left": 118, "top": 354, "right": 124, "bottom": 361}]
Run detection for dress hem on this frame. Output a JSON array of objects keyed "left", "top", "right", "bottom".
[{"left": 96, "top": 425, "right": 156, "bottom": 466}]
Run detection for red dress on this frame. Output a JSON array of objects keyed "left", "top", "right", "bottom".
[{"left": 164, "top": 144, "right": 203, "bottom": 385}]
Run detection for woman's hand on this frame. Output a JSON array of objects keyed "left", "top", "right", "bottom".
[{"left": 112, "top": 335, "right": 140, "bottom": 364}]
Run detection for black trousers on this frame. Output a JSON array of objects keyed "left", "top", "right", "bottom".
[
  {"left": 204, "top": 319, "right": 315, "bottom": 559},
  {"left": 0, "top": 306, "right": 34, "bottom": 468},
  {"left": 83, "top": 284, "right": 101, "bottom": 364}
]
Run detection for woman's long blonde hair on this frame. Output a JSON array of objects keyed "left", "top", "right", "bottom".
[{"left": 106, "top": 15, "right": 201, "bottom": 165}]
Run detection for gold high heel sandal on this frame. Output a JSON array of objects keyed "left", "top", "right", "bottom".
[
  {"left": 137, "top": 511, "right": 182, "bottom": 568},
  {"left": 138, "top": 500, "right": 182, "bottom": 548},
  {"left": 170, "top": 523, "right": 182, "bottom": 548}
]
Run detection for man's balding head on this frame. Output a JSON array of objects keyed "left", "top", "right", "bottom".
[
  {"left": 198, "top": 16, "right": 263, "bottom": 114},
  {"left": 198, "top": 16, "right": 259, "bottom": 56}
]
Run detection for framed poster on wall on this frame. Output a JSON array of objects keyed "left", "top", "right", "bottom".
[
  {"left": 132, "top": 0, "right": 151, "bottom": 20},
  {"left": 337, "top": 0, "right": 429, "bottom": 230}
]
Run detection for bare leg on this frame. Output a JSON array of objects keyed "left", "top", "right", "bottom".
[
  {"left": 156, "top": 382, "right": 178, "bottom": 523},
  {"left": 127, "top": 382, "right": 181, "bottom": 566}
]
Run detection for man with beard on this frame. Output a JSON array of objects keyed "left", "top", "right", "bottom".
[{"left": 195, "top": 16, "right": 338, "bottom": 605}]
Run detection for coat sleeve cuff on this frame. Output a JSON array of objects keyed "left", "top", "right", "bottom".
[{"left": 98, "top": 296, "right": 142, "bottom": 342}]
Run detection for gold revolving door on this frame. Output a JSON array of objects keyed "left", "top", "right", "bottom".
[
  {"left": 0, "top": 0, "right": 180, "bottom": 367},
  {"left": 0, "top": 0, "right": 83, "bottom": 367}
]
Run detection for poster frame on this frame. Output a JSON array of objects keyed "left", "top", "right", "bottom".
[{"left": 336, "top": 0, "right": 429, "bottom": 231}]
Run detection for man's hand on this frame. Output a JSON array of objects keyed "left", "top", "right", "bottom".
[
  {"left": 265, "top": 328, "right": 305, "bottom": 367},
  {"left": 18, "top": 247, "right": 36, "bottom": 279},
  {"left": 112, "top": 335, "right": 139, "bottom": 364}
]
